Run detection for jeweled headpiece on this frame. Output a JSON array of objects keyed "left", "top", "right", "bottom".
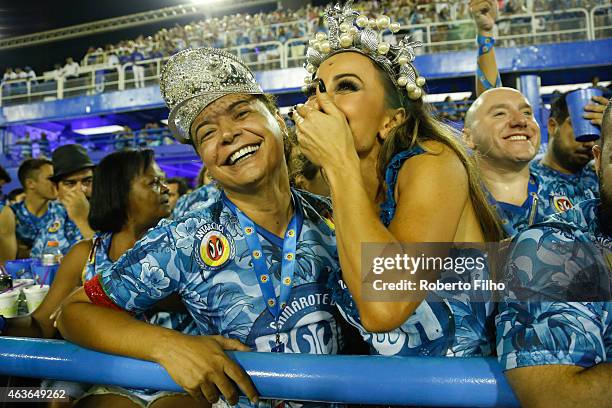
[
  {"left": 304, "top": 1, "right": 425, "bottom": 101},
  {"left": 160, "top": 48, "right": 263, "bottom": 143}
]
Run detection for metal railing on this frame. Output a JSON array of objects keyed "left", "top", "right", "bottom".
[
  {"left": 0, "top": 7, "right": 606, "bottom": 107},
  {"left": 591, "top": 4, "right": 612, "bottom": 39}
]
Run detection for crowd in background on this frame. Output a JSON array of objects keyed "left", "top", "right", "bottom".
[{"left": 0, "top": 0, "right": 609, "bottom": 88}]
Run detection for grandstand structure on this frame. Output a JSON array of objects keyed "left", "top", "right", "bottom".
[{"left": 0, "top": 0, "right": 610, "bottom": 191}]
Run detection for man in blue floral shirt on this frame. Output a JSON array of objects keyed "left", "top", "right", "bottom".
[
  {"left": 57, "top": 48, "right": 343, "bottom": 408},
  {"left": 496, "top": 100, "right": 612, "bottom": 407},
  {"left": 529, "top": 92, "right": 608, "bottom": 213},
  {"left": 8, "top": 158, "right": 58, "bottom": 255}
]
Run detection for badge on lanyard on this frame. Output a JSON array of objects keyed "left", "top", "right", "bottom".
[{"left": 223, "top": 192, "right": 300, "bottom": 353}]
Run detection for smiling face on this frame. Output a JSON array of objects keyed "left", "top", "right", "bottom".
[
  {"left": 190, "top": 94, "right": 287, "bottom": 193},
  {"left": 315, "top": 52, "right": 398, "bottom": 157},
  {"left": 465, "top": 88, "right": 541, "bottom": 166}
]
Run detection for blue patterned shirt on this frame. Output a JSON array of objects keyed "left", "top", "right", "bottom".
[
  {"left": 530, "top": 159, "right": 599, "bottom": 210},
  {"left": 84, "top": 232, "right": 198, "bottom": 334},
  {"left": 496, "top": 199, "right": 612, "bottom": 370},
  {"left": 329, "top": 147, "right": 496, "bottom": 357},
  {"left": 30, "top": 204, "right": 82, "bottom": 258},
  {"left": 172, "top": 184, "right": 220, "bottom": 219},
  {"left": 99, "top": 188, "right": 342, "bottom": 347},
  {"left": 10, "top": 200, "right": 65, "bottom": 247}
]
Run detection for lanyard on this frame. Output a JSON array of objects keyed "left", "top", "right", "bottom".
[
  {"left": 486, "top": 175, "right": 539, "bottom": 237},
  {"left": 222, "top": 192, "right": 300, "bottom": 352}
]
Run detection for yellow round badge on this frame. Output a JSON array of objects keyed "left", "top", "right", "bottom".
[{"left": 48, "top": 220, "right": 61, "bottom": 233}]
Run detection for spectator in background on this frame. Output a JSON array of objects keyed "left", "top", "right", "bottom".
[
  {"left": 7, "top": 188, "right": 25, "bottom": 205},
  {"left": 2, "top": 68, "right": 17, "bottom": 82},
  {"left": 129, "top": 45, "right": 146, "bottom": 88},
  {"left": 14, "top": 68, "right": 27, "bottom": 81},
  {"left": 63, "top": 57, "right": 80, "bottom": 79},
  {"left": 31, "top": 144, "right": 95, "bottom": 258},
  {"left": 16, "top": 133, "right": 33, "bottom": 159},
  {"left": 0, "top": 165, "right": 11, "bottom": 204},
  {"left": 166, "top": 177, "right": 189, "bottom": 212},
  {"left": 24, "top": 66, "right": 37, "bottom": 84},
  {"left": 51, "top": 64, "right": 63, "bottom": 82},
  {"left": 9, "top": 158, "right": 58, "bottom": 256},
  {"left": 38, "top": 132, "right": 51, "bottom": 157}
]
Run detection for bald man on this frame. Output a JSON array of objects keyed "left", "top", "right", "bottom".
[{"left": 463, "top": 87, "right": 545, "bottom": 236}]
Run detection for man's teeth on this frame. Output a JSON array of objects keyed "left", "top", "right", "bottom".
[
  {"left": 507, "top": 135, "right": 528, "bottom": 141},
  {"left": 229, "top": 145, "right": 260, "bottom": 165}
]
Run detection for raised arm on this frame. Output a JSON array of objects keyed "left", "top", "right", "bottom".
[{"left": 470, "top": 0, "right": 501, "bottom": 96}]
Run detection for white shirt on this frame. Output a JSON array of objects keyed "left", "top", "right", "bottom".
[{"left": 63, "top": 62, "right": 80, "bottom": 78}]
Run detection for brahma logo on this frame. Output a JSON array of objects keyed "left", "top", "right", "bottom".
[
  {"left": 553, "top": 196, "right": 573, "bottom": 212},
  {"left": 194, "top": 223, "right": 235, "bottom": 270}
]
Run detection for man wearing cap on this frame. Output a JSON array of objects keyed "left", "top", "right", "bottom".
[
  {"left": 58, "top": 48, "right": 343, "bottom": 407},
  {"left": 30, "top": 144, "right": 95, "bottom": 258}
]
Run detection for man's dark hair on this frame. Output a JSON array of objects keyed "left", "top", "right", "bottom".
[
  {"left": 601, "top": 98, "right": 612, "bottom": 148},
  {"left": 166, "top": 177, "right": 189, "bottom": 196},
  {"left": 549, "top": 92, "right": 570, "bottom": 124},
  {"left": 89, "top": 149, "right": 155, "bottom": 233},
  {"left": 17, "top": 158, "right": 52, "bottom": 187},
  {"left": 0, "top": 165, "right": 11, "bottom": 183},
  {"left": 8, "top": 188, "right": 23, "bottom": 202}
]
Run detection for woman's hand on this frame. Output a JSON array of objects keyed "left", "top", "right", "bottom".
[
  {"left": 157, "top": 334, "right": 258, "bottom": 406},
  {"left": 293, "top": 81, "right": 360, "bottom": 175}
]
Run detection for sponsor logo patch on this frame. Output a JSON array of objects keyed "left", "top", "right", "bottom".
[
  {"left": 553, "top": 196, "right": 573, "bottom": 212},
  {"left": 194, "top": 223, "right": 235, "bottom": 270}
]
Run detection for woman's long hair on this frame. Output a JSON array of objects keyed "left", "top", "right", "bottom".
[{"left": 375, "top": 65, "right": 505, "bottom": 242}]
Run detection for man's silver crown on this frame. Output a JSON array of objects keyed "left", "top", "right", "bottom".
[
  {"left": 304, "top": 1, "right": 426, "bottom": 101},
  {"left": 160, "top": 48, "right": 263, "bottom": 143}
]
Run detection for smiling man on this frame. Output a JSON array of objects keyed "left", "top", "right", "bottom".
[
  {"left": 463, "top": 87, "right": 545, "bottom": 236},
  {"left": 57, "top": 48, "right": 343, "bottom": 408}
]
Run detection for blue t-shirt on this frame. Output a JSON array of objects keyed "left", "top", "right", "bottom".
[
  {"left": 172, "top": 184, "right": 220, "bottom": 219},
  {"left": 30, "top": 204, "right": 82, "bottom": 258},
  {"left": 100, "top": 188, "right": 342, "bottom": 353},
  {"left": 329, "top": 147, "right": 495, "bottom": 357},
  {"left": 529, "top": 159, "right": 599, "bottom": 210},
  {"left": 10, "top": 200, "right": 64, "bottom": 247},
  {"left": 496, "top": 199, "right": 612, "bottom": 370}
]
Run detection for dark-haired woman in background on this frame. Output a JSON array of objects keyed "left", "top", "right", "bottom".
[{"left": 3, "top": 149, "right": 199, "bottom": 407}]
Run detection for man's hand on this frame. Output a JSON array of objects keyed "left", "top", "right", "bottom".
[
  {"left": 156, "top": 334, "right": 259, "bottom": 406},
  {"left": 60, "top": 189, "right": 90, "bottom": 224},
  {"left": 470, "top": 0, "right": 498, "bottom": 35},
  {"left": 584, "top": 95, "right": 610, "bottom": 127}
]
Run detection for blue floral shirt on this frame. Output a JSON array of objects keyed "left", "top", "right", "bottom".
[
  {"left": 530, "top": 159, "right": 599, "bottom": 211},
  {"left": 10, "top": 200, "right": 65, "bottom": 247},
  {"left": 100, "top": 188, "right": 342, "bottom": 352},
  {"left": 329, "top": 147, "right": 496, "bottom": 357},
  {"left": 84, "top": 232, "right": 198, "bottom": 334},
  {"left": 172, "top": 184, "right": 220, "bottom": 219},
  {"left": 30, "top": 204, "right": 82, "bottom": 258},
  {"left": 496, "top": 199, "right": 612, "bottom": 370}
]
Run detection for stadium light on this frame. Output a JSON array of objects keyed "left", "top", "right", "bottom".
[{"left": 73, "top": 125, "right": 125, "bottom": 135}]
